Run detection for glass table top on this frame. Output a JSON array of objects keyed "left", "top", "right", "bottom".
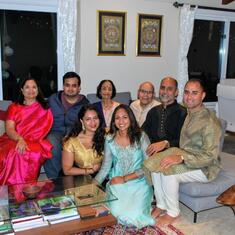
[{"left": 0, "top": 175, "right": 116, "bottom": 222}]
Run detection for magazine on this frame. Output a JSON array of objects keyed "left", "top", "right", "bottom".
[
  {"left": 9, "top": 200, "right": 40, "bottom": 221},
  {"left": 0, "top": 220, "right": 13, "bottom": 235},
  {"left": 37, "top": 195, "right": 79, "bottom": 221}
]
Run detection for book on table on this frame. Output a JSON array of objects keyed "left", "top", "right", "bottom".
[
  {"left": 9, "top": 200, "right": 48, "bottom": 231},
  {"left": 0, "top": 216, "right": 14, "bottom": 235},
  {"left": 37, "top": 195, "right": 79, "bottom": 223},
  {"left": 0, "top": 186, "right": 14, "bottom": 234}
]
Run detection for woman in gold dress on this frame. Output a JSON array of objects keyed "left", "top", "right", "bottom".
[{"left": 62, "top": 104, "right": 105, "bottom": 176}]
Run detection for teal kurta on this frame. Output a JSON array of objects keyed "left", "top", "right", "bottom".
[{"left": 95, "top": 133, "right": 154, "bottom": 228}]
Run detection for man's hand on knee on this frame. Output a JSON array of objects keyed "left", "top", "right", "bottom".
[{"left": 159, "top": 155, "right": 183, "bottom": 171}]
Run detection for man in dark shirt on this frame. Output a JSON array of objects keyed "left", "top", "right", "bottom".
[
  {"left": 44, "top": 72, "right": 89, "bottom": 179},
  {"left": 142, "top": 77, "right": 187, "bottom": 156}
]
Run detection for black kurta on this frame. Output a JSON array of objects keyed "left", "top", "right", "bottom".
[{"left": 142, "top": 100, "right": 187, "bottom": 147}]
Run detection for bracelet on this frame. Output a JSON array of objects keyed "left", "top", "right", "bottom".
[
  {"left": 164, "top": 140, "right": 169, "bottom": 148},
  {"left": 123, "top": 176, "right": 126, "bottom": 183},
  {"left": 84, "top": 168, "right": 87, "bottom": 175},
  {"left": 16, "top": 136, "right": 23, "bottom": 141}
]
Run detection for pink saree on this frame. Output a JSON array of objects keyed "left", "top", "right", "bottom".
[{"left": 0, "top": 102, "right": 53, "bottom": 185}]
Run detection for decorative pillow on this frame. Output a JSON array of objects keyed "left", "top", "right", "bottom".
[{"left": 0, "top": 110, "right": 6, "bottom": 121}]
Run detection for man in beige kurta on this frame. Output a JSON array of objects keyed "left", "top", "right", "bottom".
[
  {"left": 143, "top": 79, "right": 222, "bottom": 226},
  {"left": 130, "top": 81, "right": 160, "bottom": 127}
]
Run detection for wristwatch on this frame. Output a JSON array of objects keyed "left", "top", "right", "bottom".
[{"left": 180, "top": 155, "right": 184, "bottom": 162}]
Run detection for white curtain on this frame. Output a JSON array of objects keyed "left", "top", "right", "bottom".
[
  {"left": 58, "top": 0, "right": 77, "bottom": 73},
  {"left": 177, "top": 4, "right": 197, "bottom": 102}
]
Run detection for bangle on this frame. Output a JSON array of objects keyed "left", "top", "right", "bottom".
[
  {"left": 123, "top": 176, "right": 126, "bottom": 183},
  {"left": 84, "top": 168, "right": 87, "bottom": 175}
]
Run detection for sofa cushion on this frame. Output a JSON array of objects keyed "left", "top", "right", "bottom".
[
  {"left": 179, "top": 170, "right": 235, "bottom": 197},
  {"left": 0, "top": 110, "right": 6, "bottom": 120}
]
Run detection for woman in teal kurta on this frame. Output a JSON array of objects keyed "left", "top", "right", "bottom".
[{"left": 95, "top": 104, "right": 154, "bottom": 229}]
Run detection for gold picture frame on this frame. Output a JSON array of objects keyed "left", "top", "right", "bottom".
[
  {"left": 97, "top": 10, "right": 126, "bottom": 56},
  {"left": 137, "top": 14, "right": 162, "bottom": 56}
]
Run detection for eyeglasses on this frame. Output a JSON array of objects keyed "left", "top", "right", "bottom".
[{"left": 139, "top": 89, "right": 154, "bottom": 95}]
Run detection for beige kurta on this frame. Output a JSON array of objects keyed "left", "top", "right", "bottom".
[
  {"left": 143, "top": 106, "right": 222, "bottom": 181},
  {"left": 130, "top": 99, "right": 161, "bottom": 126}
]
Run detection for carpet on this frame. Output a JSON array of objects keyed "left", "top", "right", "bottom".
[{"left": 76, "top": 224, "right": 184, "bottom": 235}]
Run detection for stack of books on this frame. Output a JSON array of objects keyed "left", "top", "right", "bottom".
[
  {"left": 9, "top": 201, "right": 48, "bottom": 232},
  {"left": 0, "top": 219, "right": 14, "bottom": 235},
  {"left": 37, "top": 195, "right": 80, "bottom": 224},
  {"left": 0, "top": 186, "right": 14, "bottom": 234},
  {"left": 0, "top": 205, "right": 14, "bottom": 235}
]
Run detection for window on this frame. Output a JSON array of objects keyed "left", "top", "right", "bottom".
[
  {"left": 0, "top": 0, "right": 63, "bottom": 100},
  {"left": 187, "top": 9, "right": 235, "bottom": 102},
  {"left": 227, "top": 21, "right": 235, "bottom": 78},
  {"left": 188, "top": 20, "right": 225, "bottom": 102},
  {"left": 0, "top": 10, "right": 57, "bottom": 100}
]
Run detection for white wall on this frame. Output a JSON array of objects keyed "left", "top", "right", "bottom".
[{"left": 79, "top": 0, "right": 180, "bottom": 99}]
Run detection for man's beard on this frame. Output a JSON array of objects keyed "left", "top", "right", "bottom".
[{"left": 64, "top": 92, "right": 79, "bottom": 98}]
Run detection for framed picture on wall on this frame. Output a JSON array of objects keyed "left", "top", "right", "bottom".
[
  {"left": 97, "top": 10, "right": 126, "bottom": 55},
  {"left": 137, "top": 14, "right": 162, "bottom": 56}
]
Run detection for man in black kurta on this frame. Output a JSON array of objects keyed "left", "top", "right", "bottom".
[{"left": 142, "top": 77, "right": 187, "bottom": 156}]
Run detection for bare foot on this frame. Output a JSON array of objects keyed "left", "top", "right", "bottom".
[
  {"left": 156, "top": 214, "right": 179, "bottom": 226},
  {"left": 151, "top": 207, "right": 166, "bottom": 218}
]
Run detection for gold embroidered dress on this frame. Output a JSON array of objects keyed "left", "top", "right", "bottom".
[{"left": 63, "top": 137, "right": 103, "bottom": 169}]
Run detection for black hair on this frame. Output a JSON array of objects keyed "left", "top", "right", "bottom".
[
  {"left": 187, "top": 78, "right": 206, "bottom": 92},
  {"left": 63, "top": 104, "right": 105, "bottom": 156},
  {"left": 17, "top": 77, "right": 49, "bottom": 109},
  {"left": 63, "top": 72, "right": 81, "bottom": 86},
  {"left": 109, "top": 104, "right": 141, "bottom": 145},
  {"left": 96, "top": 80, "right": 116, "bottom": 99}
]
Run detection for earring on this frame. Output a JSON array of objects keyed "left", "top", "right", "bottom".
[{"left": 82, "top": 123, "right": 86, "bottom": 133}]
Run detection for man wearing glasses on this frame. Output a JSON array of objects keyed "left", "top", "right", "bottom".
[
  {"left": 142, "top": 77, "right": 187, "bottom": 156},
  {"left": 130, "top": 82, "right": 160, "bottom": 126}
]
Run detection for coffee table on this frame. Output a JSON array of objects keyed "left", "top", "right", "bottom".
[
  {"left": 0, "top": 175, "right": 117, "bottom": 234},
  {"left": 16, "top": 214, "right": 116, "bottom": 235}
]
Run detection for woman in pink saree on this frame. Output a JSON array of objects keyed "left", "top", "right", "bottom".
[{"left": 0, "top": 77, "right": 53, "bottom": 185}]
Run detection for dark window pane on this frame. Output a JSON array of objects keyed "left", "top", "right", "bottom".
[
  {"left": 227, "top": 22, "right": 235, "bottom": 78},
  {"left": 0, "top": 10, "right": 57, "bottom": 101},
  {"left": 188, "top": 20, "right": 225, "bottom": 102}
]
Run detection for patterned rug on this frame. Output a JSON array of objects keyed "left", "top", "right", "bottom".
[{"left": 76, "top": 224, "right": 184, "bottom": 235}]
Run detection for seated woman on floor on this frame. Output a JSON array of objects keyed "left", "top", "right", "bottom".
[
  {"left": 62, "top": 104, "right": 105, "bottom": 176},
  {"left": 0, "top": 77, "right": 53, "bottom": 185},
  {"left": 93, "top": 80, "right": 120, "bottom": 132},
  {"left": 95, "top": 104, "right": 155, "bottom": 229}
]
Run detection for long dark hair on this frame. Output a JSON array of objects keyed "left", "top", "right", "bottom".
[
  {"left": 17, "top": 77, "right": 49, "bottom": 109},
  {"left": 64, "top": 104, "right": 105, "bottom": 156},
  {"left": 109, "top": 104, "right": 141, "bottom": 145}
]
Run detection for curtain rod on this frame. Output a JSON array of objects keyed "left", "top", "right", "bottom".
[{"left": 173, "top": 1, "right": 235, "bottom": 12}]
